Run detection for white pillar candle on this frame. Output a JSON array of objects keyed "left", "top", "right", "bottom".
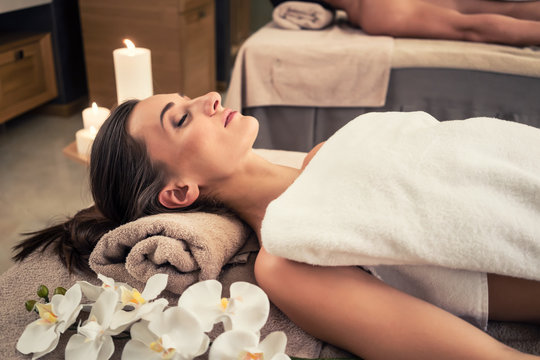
[
  {"left": 113, "top": 39, "right": 153, "bottom": 104},
  {"left": 76, "top": 126, "right": 98, "bottom": 158},
  {"left": 82, "top": 102, "right": 110, "bottom": 130}
]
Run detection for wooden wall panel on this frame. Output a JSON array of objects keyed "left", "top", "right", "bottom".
[{"left": 78, "top": 0, "right": 215, "bottom": 108}]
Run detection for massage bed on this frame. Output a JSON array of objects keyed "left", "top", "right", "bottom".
[
  {"left": 0, "top": 148, "right": 539, "bottom": 359},
  {"left": 225, "top": 19, "right": 540, "bottom": 152}
]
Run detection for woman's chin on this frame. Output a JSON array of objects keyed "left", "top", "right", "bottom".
[{"left": 244, "top": 115, "right": 260, "bottom": 146}]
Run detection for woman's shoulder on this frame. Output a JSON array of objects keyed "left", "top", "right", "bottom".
[{"left": 301, "top": 142, "right": 326, "bottom": 170}]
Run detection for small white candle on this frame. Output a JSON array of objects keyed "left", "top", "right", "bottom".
[
  {"left": 76, "top": 126, "right": 98, "bottom": 158},
  {"left": 82, "top": 102, "right": 110, "bottom": 130},
  {"left": 113, "top": 39, "right": 153, "bottom": 104}
]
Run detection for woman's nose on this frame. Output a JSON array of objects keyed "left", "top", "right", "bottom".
[{"left": 202, "top": 91, "right": 221, "bottom": 115}]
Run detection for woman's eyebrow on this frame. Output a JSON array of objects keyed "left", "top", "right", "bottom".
[{"left": 159, "top": 102, "right": 175, "bottom": 128}]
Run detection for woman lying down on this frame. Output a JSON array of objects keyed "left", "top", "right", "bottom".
[{"left": 15, "top": 92, "right": 540, "bottom": 359}]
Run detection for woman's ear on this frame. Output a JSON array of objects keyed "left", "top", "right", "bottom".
[{"left": 158, "top": 182, "right": 200, "bottom": 209}]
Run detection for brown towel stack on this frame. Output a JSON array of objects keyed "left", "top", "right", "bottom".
[{"left": 89, "top": 212, "right": 255, "bottom": 294}]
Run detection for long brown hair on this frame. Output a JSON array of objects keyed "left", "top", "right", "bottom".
[{"left": 12, "top": 99, "right": 223, "bottom": 273}]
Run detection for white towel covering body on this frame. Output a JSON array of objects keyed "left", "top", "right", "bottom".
[{"left": 261, "top": 111, "right": 540, "bottom": 328}]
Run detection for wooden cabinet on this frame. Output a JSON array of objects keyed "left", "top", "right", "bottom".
[
  {"left": 78, "top": 0, "right": 216, "bottom": 108},
  {"left": 0, "top": 33, "right": 57, "bottom": 124}
]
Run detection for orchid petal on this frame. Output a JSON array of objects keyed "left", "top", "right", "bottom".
[
  {"left": 79, "top": 275, "right": 132, "bottom": 302},
  {"left": 197, "top": 334, "right": 211, "bottom": 357},
  {"left": 98, "top": 335, "right": 115, "bottom": 360},
  {"left": 110, "top": 298, "right": 168, "bottom": 332},
  {"left": 66, "top": 333, "right": 114, "bottom": 360},
  {"left": 228, "top": 282, "right": 270, "bottom": 333},
  {"left": 54, "top": 284, "right": 83, "bottom": 332},
  {"left": 54, "top": 284, "right": 82, "bottom": 317},
  {"left": 122, "top": 339, "right": 162, "bottom": 360},
  {"left": 149, "top": 307, "right": 208, "bottom": 356},
  {"left": 208, "top": 330, "right": 259, "bottom": 360},
  {"left": 130, "top": 321, "right": 158, "bottom": 347},
  {"left": 16, "top": 321, "right": 58, "bottom": 354},
  {"left": 29, "top": 336, "right": 60, "bottom": 360},
  {"left": 109, "top": 309, "right": 139, "bottom": 331},
  {"left": 97, "top": 274, "right": 116, "bottom": 287},
  {"left": 178, "top": 280, "right": 223, "bottom": 331},
  {"left": 66, "top": 290, "right": 118, "bottom": 360},
  {"left": 77, "top": 281, "right": 104, "bottom": 302},
  {"left": 258, "top": 332, "right": 287, "bottom": 359},
  {"left": 141, "top": 273, "right": 168, "bottom": 300},
  {"left": 78, "top": 319, "right": 102, "bottom": 341},
  {"left": 139, "top": 298, "right": 169, "bottom": 321},
  {"left": 90, "top": 290, "right": 119, "bottom": 328},
  {"left": 17, "top": 285, "right": 83, "bottom": 358},
  {"left": 65, "top": 334, "right": 101, "bottom": 360},
  {"left": 126, "top": 322, "right": 178, "bottom": 360}
]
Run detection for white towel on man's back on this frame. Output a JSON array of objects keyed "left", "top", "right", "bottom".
[{"left": 262, "top": 111, "right": 540, "bottom": 281}]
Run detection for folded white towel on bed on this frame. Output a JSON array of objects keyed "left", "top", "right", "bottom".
[
  {"left": 273, "top": 1, "right": 334, "bottom": 30},
  {"left": 262, "top": 111, "right": 540, "bottom": 281}
]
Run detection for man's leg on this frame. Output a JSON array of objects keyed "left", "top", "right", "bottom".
[
  {"left": 325, "top": 0, "right": 540, "bottom": 45},
  {"left": 425, "top": 0, "right": 540, "bottom": 21}
]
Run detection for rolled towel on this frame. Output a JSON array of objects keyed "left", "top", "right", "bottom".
[
  {"left": 273, "top": 1, "right": 334, "bottom": 30},
  {"left": 89, "top": 212, "right": 255, "bottom": 294}
]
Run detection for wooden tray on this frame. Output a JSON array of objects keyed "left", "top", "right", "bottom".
[{"left": 62, "top": 141, "right": 89, "bottom": 165}]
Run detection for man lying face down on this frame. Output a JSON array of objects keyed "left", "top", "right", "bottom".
[{"left": 270, "top": 0, "right": 540, "bottom": 46}]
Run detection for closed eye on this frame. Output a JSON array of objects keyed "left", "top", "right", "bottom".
[{"left": 175, "top": 113, "right": 188, "bottom": 128}]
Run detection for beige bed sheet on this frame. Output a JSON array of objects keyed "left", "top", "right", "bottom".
[{"left": 226, "top": 22, "right": 540, "bottom": 111}]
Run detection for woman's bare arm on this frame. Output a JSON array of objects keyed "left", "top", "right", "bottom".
[{"left": 255, "top": 248, "right": 538, "bottom": 360}]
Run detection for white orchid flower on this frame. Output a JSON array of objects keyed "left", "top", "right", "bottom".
[
  {"left": 109, "top": 273, "right": 169, "bottom": 331},
  {"left": 178, "top": 280, "right": 270, "bottom": 334},
  {"left": 209, "top": 330, "right": 290, "bottom": 360},
  {"left": 65, "top": 289, "right": 126, "bottom": 360},
  {"left": 122, "top": 307, "right": 209, "bottom": 360},
  {"left": 78, "top": 274, "right": 132, "bottom": 302},
  {"left": 16, "top": 284, "right": 83, "bottom": 359}
]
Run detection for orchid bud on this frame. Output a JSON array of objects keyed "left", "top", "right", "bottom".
[
  {"left": 53, "top": 287, "right": 67, "bottom": 295},
  {"left": 37, "top": 285, "right": 49, "bottom": 299},
  {"left": 24, "top": 300, "right": 37, "bottom": 312}
]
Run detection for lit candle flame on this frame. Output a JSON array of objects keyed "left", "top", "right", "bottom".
[
  {"left": 123, "top": 39, "right": 135, "bottom": 50},
  {"left": 92, "top": 102, "right": 98, "bottom": 112}
]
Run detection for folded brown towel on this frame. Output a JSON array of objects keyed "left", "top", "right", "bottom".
[{"left": 89, "top": 212, "right": 254, "bottom": 294}]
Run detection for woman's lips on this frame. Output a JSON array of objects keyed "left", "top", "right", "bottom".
[{"left": 225, "top": 110, "right": 237, "bottom": 127}]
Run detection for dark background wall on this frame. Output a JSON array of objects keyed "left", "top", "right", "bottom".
[{"left": 0, "top": 1, "right": 88, "bottom": 105}]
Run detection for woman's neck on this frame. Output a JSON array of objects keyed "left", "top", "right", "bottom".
[{"left": 213, "top": 150, "right": 301, "bottom": 238}]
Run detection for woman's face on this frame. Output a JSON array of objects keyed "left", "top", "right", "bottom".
[{"left": 127, "top": 92, "right": 259, "bottom": 188}]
